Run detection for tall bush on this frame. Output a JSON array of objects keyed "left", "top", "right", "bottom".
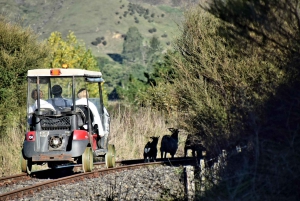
[
  {"left": 145, "top": 1, "right": 300, "bottom": 199},
  {"left": 201, "top": 1, "right": 300, "bottom": 199},
  {"left": 0, "top": 16, "right": 49, "bottom": 138},
  {"left": 172, "top": 9, "right": 285, "bottom": 149}
]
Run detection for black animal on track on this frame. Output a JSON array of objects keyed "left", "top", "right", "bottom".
[
  {"left": 160, "top": 128, "right": 179, "bottom": 159},
  {"left": 144, "top": 136, "right": 160, "bottom": 162},
  {"left": 184, "top": 134, "right": 206, "bottom": 159}
]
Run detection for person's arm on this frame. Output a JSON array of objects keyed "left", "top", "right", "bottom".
[
  {"left": 89, "top": 102, "right": 105, "bottom": 137},
  {"left": 29, "top": 102, "right": 36, "bottom": 113},
  {"left": 28, "top": 102, "right": 36, "bottom": 125},
  {"left": 28, "top": 106, "right": 33, "bottom": 114}
]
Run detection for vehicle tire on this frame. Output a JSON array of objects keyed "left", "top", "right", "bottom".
[
  {"left": 21, "top": 152, "right": 32, "bottom": 174},
  {"left": 105, "top": 144, "right": 116, "bottom": 168},
  {"left": 82, "top": 147, "right": 93, "bottom": 172}
]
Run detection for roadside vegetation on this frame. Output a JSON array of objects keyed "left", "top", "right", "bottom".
[
  {"left": 135, "top": 1, "right": 300, "bottom": 200},
  {"left": 1, "top": 0, "right": 300, "bottom": 200}
]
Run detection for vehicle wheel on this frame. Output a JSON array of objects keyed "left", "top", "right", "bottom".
[
  {"left": 105, "top": 144, "right": 116, "bottom": 168},
  {"left": 21, "top": 152, "right": 32, "bottom": 174},
  {"left": 82, "top": 147, "right": 93, "bottom": 172}
]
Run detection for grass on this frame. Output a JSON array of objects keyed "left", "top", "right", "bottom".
[
  {"left": 0, "top": 124, "right": 23, "bottom": 177},
  {"left": 108, "top": 102, "right": 187, "bottom": 160},
  {"left": 158, "top": 5, "right": 183, "bottom": 14}
]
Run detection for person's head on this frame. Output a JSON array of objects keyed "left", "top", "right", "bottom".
[
  {"left": 52, "top": 85, "right": 62, "bottom": 97},
  {"left": 77, "top": 88, "right": 89, "bottom": 99},
  {"left": 31, "top": 89, "right": 43, "bottom": 100}
]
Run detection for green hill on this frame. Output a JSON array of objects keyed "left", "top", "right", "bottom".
[{"left": 1, "top": 0, "right": 187, "bottom": 59}]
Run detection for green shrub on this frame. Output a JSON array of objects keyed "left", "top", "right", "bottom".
[{"left": 0, "top": 16, "right": 48, "bottom": 139}]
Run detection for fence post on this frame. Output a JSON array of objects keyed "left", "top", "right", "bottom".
[
  {"left": 184, "top": 165, "right": 195, "bottom": 201},
  {"left": 200, "top": 159, "right": 206, "bottom": 196}
]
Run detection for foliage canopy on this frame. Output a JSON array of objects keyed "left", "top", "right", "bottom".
[{"left": 45, "top": 31, "right": 98, "bottom": 71}]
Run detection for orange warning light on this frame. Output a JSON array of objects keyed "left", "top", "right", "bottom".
[{"left": 50, "top": 69, "right": 61, "bottom": 76}]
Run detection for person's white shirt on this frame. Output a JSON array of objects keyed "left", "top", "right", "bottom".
[
  {"left": 75, "top": 98, "right": 105, "bottom": 137},
  {"left": 28, "top": 99, "right": 55, "bottom": 125},
  {"left": 103, "top": 107, "right": 110, "bottom": 135},
  {"left": 29, "top": 99, "right": 55, "bottom": 114}
]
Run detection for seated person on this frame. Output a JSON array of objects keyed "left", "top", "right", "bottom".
[
  {"left": 29, "top": 89, "right": 55, "bottom": 114},
  {"left": 75, "top": 88, "right": 105, "bottom": 137},
  {"left": 28, "top": 89, "right": 55, "bottom": 126},
  {"left": 47, "top": 85, "right": 72, "bottom": 109}
]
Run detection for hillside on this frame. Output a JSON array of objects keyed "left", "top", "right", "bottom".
[{"left": 0, "top": 0, "right": 193, "bottom": 59}]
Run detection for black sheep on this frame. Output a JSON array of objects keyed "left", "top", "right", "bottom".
[
  {"left": 160, "top": 128, "right": 179, "bottom": 158},
  {"left": 184, "top": 134, "right": 206, "bottom": 159},
  {"left": 144, "top": 136, "right": 160, "bottom": 162}
]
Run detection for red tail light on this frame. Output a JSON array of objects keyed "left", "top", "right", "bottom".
[
  {"left": 73, "top": 130, "right": 89, "bottom": 140},
  {"left": 26, "top": 131, "right": 36, "bottom": 141}
]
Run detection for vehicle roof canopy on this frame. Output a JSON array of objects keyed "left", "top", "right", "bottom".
[{"left": 27, "top": 68, "right": 102, "bottom": 78}]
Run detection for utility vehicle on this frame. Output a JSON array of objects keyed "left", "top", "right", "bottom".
[{"left": 21, "top": 68, "right": 115, "bottom": 174}]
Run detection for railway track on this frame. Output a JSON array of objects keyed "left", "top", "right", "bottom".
[
  {"left": 0, "top": 157, "right": 196, "bottom": 201},
  {"left": 0, "top": 174, "right": 29, "bottom": 188}
]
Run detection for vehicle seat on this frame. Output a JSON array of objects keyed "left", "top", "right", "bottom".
[
  {"left": 30, "top": 108, "right": 56, "bottom": 131},
  {"left": 76, "top": 105, "right": 95, "bottom": 132},
  {"left": 75, "top": 107, "right": 85, "bottom": 128}
]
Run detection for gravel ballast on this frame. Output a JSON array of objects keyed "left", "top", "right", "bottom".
[{"left": 16, "top": 166, "right": 185, "bottom": 201}]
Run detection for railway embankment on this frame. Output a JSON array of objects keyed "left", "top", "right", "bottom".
[{"left": 12, "top": 165, "right": 185, "bottom": 201}]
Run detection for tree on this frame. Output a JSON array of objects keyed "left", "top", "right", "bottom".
[
  {"left": 116, "top": 74, "right": 148, "bottom": 104},
  {"left": 0, "top": 16, "right": 49, "bottom": 138},
  {"left": 45, "top": 31, "right": 108, "bottom": 103},
  {"left": 122, "top": 27, "right": 143, "bottom": 62},
  {"left": 45, "top": 31, "right": 98, "bottom": 71},
  {"left": 204, "top": 0, "right": 299, "bottom": 75},
  {"left": 146, "top": 36, "right": 163, "bottom": 68}
]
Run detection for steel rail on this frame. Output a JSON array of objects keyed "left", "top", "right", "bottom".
[{"left": 0, "top": 173, "right": 29, "bottom": 187}]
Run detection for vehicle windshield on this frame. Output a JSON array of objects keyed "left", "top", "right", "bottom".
[
  {"left": 27, "top": 77, "right": 73, "bottom": 112},
  {"left": 27, "top": 76, "right": 102, "bottom": 114}
]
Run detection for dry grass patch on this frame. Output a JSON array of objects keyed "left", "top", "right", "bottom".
[{"left": 109, "top": 106, "right": 171, "bottom": 160}]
